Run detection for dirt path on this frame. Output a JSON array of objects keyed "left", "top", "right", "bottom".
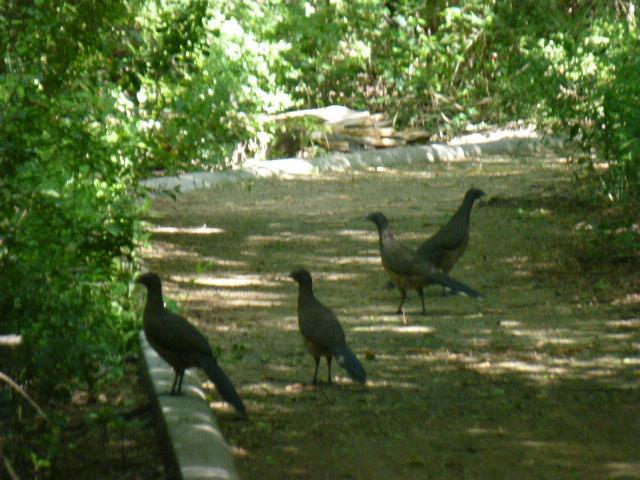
[{"left": 142, "top": 149, "right": 640, "bottom": 479}]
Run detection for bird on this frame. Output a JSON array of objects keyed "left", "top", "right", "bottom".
[
  {"left": 385, "top": 188, "right": 486, "bottom": 294},
  {"left": 290, "top": 268, "right": 366, "bottom": 385},
  {"left": 366, "top": 211, "right": 483, "bottom": 315},
  {"left": 136, "top": 272, "right": 247, "bottom": 418},
  {"left": 417, "top": 188, "right": 485, "bottom": 280}
]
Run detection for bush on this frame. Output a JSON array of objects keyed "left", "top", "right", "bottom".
[
  {"left": 491, "top": 1, "right": 639, "bottom": 201},
  {"left": 135, "top": 0, "right": 294, "bottom": 172},
  {"left": 0, "top": 2, "right": 142, "bottom": 474}
]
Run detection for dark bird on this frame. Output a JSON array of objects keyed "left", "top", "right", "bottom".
[
  {"left": 290, "top": 268, "right": 366, "bottom": 385},
  {"left": 385, "top": 188, "right": 486, "bottom": 293},
  {"left": 367, "top": 212, "right": 483, "bottom": 315},
  {"left": 136, "top": 272, "right": 247, "bottom": 418},
  {"left": 417, "top": 188, "right": 485, "bottom": 278}
]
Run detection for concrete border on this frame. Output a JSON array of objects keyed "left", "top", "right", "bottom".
[
  {"left": 141, "top": 131, "right": 560, "bottom": 193},
  {"left": 139, "top": 331, "right": 239, "bottom": 480}
]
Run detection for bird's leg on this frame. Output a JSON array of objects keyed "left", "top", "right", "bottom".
[
  {"left": 326, "top": 356, "right": 333, "bottom": 385},
  {"left": 418, "top": 287, "right": 427, "bottom": 315},
  {"left": 170, "top": 370, "right": 179, "bottom": 395},
  {"left": 177, "top": 371, "right": 185, "bottom": 394},
  {"left": 311, "top": 357, "right": 320, "bottom": 385},
  {"left": 396, "top": 288, "right": 407, "bottom": 314}
]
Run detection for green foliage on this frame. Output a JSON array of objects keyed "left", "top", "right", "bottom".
[
  {"left": 135, "top": 0, "right": 294, "bottom": 172},
  {"left": 268, "top": 0, "right": 499, "bottom": 133},
  {"left": 593, "top": 31, "right": 640, "bottom": 199},
  {"left": 270, "top": 1, "right": 508, "bottom": 136},
  {"left": 1, "top": 0, "right": 140, "bottom": 382},
  {"left": 490, "top": 1, "right": 640, "bottom": 200},
  {"left": 1, "top": 2, "right": 143, "bottom": 475}
]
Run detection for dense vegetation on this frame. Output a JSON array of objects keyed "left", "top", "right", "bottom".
[{"left": 1, "top": 0, "right": 637, "bottom": 476}]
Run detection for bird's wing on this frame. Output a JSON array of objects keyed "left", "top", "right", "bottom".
[
  {"left": 382, "top": 239, "right": 423, "bottom": 275},
  {"left": 420, "top": 219, "right": 467, "bottom": 255},
  {"left": 299, "top": 298, "right": 346, "bottom": 350},
  {"left": 149, "top": 309, "right": 212, "bottom": 357}
]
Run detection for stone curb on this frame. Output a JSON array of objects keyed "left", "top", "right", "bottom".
[
  {"left": 141, "top": 133, "right": 558, "bottom": 193},
  {"left": 139, "top": 331, "right": 239, "bottom": 480}
]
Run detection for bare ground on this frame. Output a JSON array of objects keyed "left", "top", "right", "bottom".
[{"left": 141, "top": 150, "right": 640, "bottom": 480}]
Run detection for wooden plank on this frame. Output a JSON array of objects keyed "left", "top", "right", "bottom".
[
  {"left": 328, "top": 113, "right": 388, "bottom": 128},
  {"left": 319, "top": 132, "right": 407, "bottom": 148},
  {"left": 395, "top": 128, "right": 431, "bottom": 142},
  {"left": 331, "top": 125, "right": 397, "bottom": 138},
  {"left": 373, "top": 120, "right": 393, "bottom": 128},
  {"left": 323, "top": 140, "right": 352, "bottom": 151},
  {"left": 269, "top": 105, "right": 370, "bottom": 124}
]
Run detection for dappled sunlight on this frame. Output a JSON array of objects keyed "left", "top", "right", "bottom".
[
  {"left": 364, "top": 378, "right": 420, "bottom": 390},
  {"left": 505, "top": 326, "right": 581, "bottom": 347},
  {"left": 520, "top": 440, "right": 574, "bottom": 450},
  {"left": 310, "top": 271, "right": 361, "bottom": 282},
  {"left": 257, "top": 314, "right": 299, "bottom": 331},
  {"left": 241, "top": 380, "right": 358, "bottom": 398},
  {"left": 145, "top": 224, "right": 225, "bottom": 235},
  {"left": 142, "top": 241, "right": 251, "bottom": 268},
  {"left": 613, "top": 293, "right": 640, "bottom": 306},
  {"left": 204, "top": 324, "right": 248, "bottom": 333},
  {"left": 246, "top": 232, "right": 331, "bottom": 244},
  {"left": 141, "top": 240, "right": 199, "bottom": 260},
  {"left": 467, "top": 427, "right": 506, "bottom": 436},
  {"left": 391, "top": 342, "right": 640, "bottom": 386},
  {"left": 462, "top": 336, "right": 492, "bottom": 348},
  {"left": 607, "top": 462, "right": 640, "bottom": 479},
  {"left": 607, "top": 318, "right": 640, "bottom": 328},
  {"left": 469, "top": 351, "right": 639, "bottom": 384},
  {"left": 502, "top": 255, "right": 530, "bottom": 265},
  {"left": 199, "top": 256, "right": 250, "bottom": 268},
  {"left": 172, "top": 272, "right": 282, "bottom": 288},
  {"left": 263, "top": 364, "right": 299, "bottom": 375},
  {"left": 308, "top": 254, "right": 380, "bottom": 266},
  {"left": 336, "top": 228, "right": 376, "bottom": 241},
  {"left": 513, "top": 270, "right": 533, "bottom": 278},
  {"left": 269, "top": 270, "right": 364, "bottom": 284},
  {"left": 602, "top": 332, "right": 635, "bottom": 341},
  {"left": 528, "top": 208, "right": 552, "bottom": 217},
  {"left": 475, "top": 359, "right": 567, "bottom": 376},
  {"left": 353, "top": 324, "right": 435, "bottom": 334},
  {"left": 172, "top": 286, "right": 288, "bottom": 308}
]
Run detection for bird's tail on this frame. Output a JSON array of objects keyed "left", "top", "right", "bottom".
[
  {"left": 427, "top": 272, "right": 484, "bottom": 299},
  {"left": 332, "top": 345, "right": 366, "bottom": 384},
  {"left": 198, "top": 355, "right": 247, "bottom": 418}
]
